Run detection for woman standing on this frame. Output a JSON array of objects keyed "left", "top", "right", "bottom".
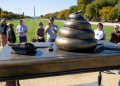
[
  {"left": 94, "top": 23, "right": 106, "bottom": 40},
  {"left": 35, "top": 22, "right": 45, "bottom": 42},
  {"left": 7, "top": 23, "right": 16, "bottom": 43}
]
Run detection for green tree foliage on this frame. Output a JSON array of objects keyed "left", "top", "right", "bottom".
[
  {"left": 0, "top": 8, "right": 2, "bottom": 15},
  {"left": 84, "top": 0, "right": 119, "bottom": 20},
  {"left": 39, "top": 15, "right": 44, "bottom": 18},
  {"left": 52, "top": 12, "right": 59, "bottom": 19},
  {"left": 77, "top": 0, "right": 94, "bottom": 14},
  {"left": 43, "top": 13, "right": 51, "bottom": 19},
  {"left": 58, "top": 9, "right": 69, "bottom": 19},
  {"left": 116, "top": 0, "right": 120, "bottom": 15},
  {"left": 68, "top": 5, "right": 78, "bottom": 14},
  {"left": 99, "top": 6, "right": 118, "bottom": 20}
]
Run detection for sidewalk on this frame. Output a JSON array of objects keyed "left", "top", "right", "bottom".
[
  {"left": 89, "top": 22, "right": 120, "bottom": 26},
  {"left": 43, "top": 19, "right": 120, "bottom": 26}
]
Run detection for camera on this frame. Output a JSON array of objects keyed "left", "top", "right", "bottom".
[{"left": 49, "top": 23, "right": 51, "bottom": 27}]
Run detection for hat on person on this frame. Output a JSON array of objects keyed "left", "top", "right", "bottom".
[
  {"left": 49, "top": 17, "right": 54, "bottom": 20},
  {"left": 39, "top": 22, "right": 43, "bottom": 25},
  {"left": 1, "top": 18, "right": 6, "bottom": 22}
]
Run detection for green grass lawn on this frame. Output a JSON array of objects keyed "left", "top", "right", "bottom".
[{"left": 0, "top": 19, "right": 114, "bottom": 44}]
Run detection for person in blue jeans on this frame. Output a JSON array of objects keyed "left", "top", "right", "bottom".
[{"left": 44, "top": 17, "right": 58, "bottom": 42}]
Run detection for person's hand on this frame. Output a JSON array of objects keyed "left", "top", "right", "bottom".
[
  {"left": 19, "top": 32, "right": 24, "bottom": 34},
  {"left": 51, "top": 23, "right": 53, "bottom": 27},
  {"left": 2, "top": 34, "right": 7, "bottom": 37},
  {"left": 48, "top": 23, "right": 51, "bottom": 28},
  {"left": 39, "top": 37, "right": 43, "bottom": 40},
  {"left": 51, "top": 24, "right": 54, "bottom": 29}
]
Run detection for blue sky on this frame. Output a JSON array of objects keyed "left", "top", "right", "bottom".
[{"left": 0, "top": 0, "right": 77, "bottom": 17}]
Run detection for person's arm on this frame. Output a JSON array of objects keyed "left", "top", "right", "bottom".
[
  {"left": 16, "top": 26, "right": 20, "bottom": 34},
  {"left": 103, "top": 33, "right": 106, "bottom": 40},
  {"left": 9, "top": 30, "right": 14, "bottom": 42},
  {"left": 110, "top": 33, "right": 113, "bottom": 42},
  {"left": 44, "top": 26, "right": 50, "bottom": 33},
  {"left": 51, "top": 24, "right": 57, "bottom": 33},
  {"left": 35, "top": 29, "right": 43, "bottom": 40},
  {"left": 19, "top": 26, "right": 28, "bottom": 34}
]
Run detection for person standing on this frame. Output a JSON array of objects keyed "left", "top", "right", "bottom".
[
  {"left": 35, "top": 22, "right": 45, "bottom": 42},
  {"left": 110, "top": 25, "right": 120, "bottom": 44},
  {"left": 7, "top": 23, "right": 16, "bottom": 43},
  {"left": 0, "top": 18, "right": 9, "bottom": 47},
  {"left": 94, "top": 23, "right": 106, "bottom": 40},
  {"left": 16, "top": 20, "right": 28, "bottom": 43},
  {"left": 45, "top": 17, "right": 58, "bottom": 42}
]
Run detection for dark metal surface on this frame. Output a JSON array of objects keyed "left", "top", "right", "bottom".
[
  {"left": 55, "top": 11, "right": 97, "bottom": 51},
  {"left": 59, "top": 27, "right": 94, "bottom": 39},
  {"left": 8, "top": 43, "right": 36, "bottom": 55},
  {"left": 98, "top": 71, "right": 102, "bottom": 86},
  {"left": 68, "top": 10, "right": 85, "bottom": 20},
  {"left": 0, "top": 41, "right": 120, "bottom": 82},
  {"left": 64, "top": 20, "right": 91, "bottom": 29},
  {"left": 55, "top": 36, "right": 97, "bottom": 51}
]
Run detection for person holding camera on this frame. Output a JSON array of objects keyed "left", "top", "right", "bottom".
[{"left": 45, "top": 17, "right": 58, "bottom": 42}]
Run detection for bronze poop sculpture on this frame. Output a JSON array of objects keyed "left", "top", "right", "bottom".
[{"left": 55, "top": 11, "right": 97, "bottom": 52}]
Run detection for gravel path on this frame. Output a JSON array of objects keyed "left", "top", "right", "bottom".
[
  {"left": 0, "top": 70, "right": 119, "bottom": 86},
  {"left": 89, "top": 22, "right": 120, "bottom": 26}
]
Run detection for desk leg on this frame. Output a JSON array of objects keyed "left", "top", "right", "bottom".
[
  {"left": 16, "top": 80, "right": 20, "bottom": 86},
  {"left": 4, "top": 80, "right": 20, "bottom": 86},
  {"left": 98, "top": 71, "right": 102, "bottom": 86}
]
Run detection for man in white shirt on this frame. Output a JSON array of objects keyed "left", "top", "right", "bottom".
[{"left": 16, "top": 20, "right": 28, "bottom": 43}]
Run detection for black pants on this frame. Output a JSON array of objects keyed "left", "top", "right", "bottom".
[
  {"left": 37, "top": 37, "right": 45, "bottom": 42},
  {"left": 18, "top": 36, "right": 27, "bottom": 43}
]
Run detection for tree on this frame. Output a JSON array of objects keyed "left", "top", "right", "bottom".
[
  {"left": 0, "top": 8, "right": 2, "bottom": 15},
  {"left": 99, "top": 6, "right": 118, "bottom": 22},
  {"left": 58, "top": 9, "right": 69, "bottom": 19},
  {"left": 0, "top": 8, "right": 31, "bottom": 19},
  {"left": 43, "top": 13, "right": 51, "bottom": 19},
  {"left": 68, "top": 5, "right": 78, "bottom": 14},
  {"left": 84, "top": 0, "right": 119, "bottom": 21},
  {"left": 77, "top": 0, "right": 94, "bottom": 14},
  {"left": 52, "top": 12, "right": 59, "bottom": 19},
  {"left": 50, "top": 13, "right": 54, "bottom": 17},
  {"left": 0, "top": 8, "right": 3, "bottom": 19},
  {"left": 40, "top": 15, "right": 43, "bottom": 18}
]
